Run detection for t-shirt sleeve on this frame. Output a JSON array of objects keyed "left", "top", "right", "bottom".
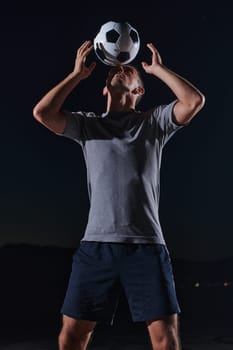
[
  {"left": 55, "top": 110, "right": 84, "bottom": 145},
  {"left": 152, "top": 99, "right": 190, "bottom": 146}
]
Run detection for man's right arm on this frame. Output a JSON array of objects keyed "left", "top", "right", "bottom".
[
  {"left": 33, "top": 40, "right": 96, "bottom": 134},
  {"left": 33, "top": 72, "right": 83, "bottom": 134}
]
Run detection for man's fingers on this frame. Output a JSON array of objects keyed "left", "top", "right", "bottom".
[
  {"left": 146, "top": 43, "right": 154, "bottom": 50},
  {"left": 77, "top": 41, "right": 89, "bottom": 53},
  {"left": 88, "top": 61, "right": 96, "bottom": 73},
  {"left": 147, "top": 42, "right": 156, "bottom": 48},
  {"left": 85, "top": 44, "right": 94, "bottom": 54},
  {"left": 141, "top": 61, "right": 148, "bottom": 67},
  {"left": 78, "top": 40, "right": 92, "bottom": 55},
  {"left": 147, "top": 42, "right": 159, "bottom": 53}
]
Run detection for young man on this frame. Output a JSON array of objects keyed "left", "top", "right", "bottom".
[{"left": 33, "top": 40, "right": 205, "bottom": 350}]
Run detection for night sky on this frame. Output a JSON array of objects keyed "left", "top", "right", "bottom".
[{"left": 1, "top": 4, "right": 232, "bottom": 261}]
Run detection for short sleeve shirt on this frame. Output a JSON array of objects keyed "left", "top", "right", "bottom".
[{"left": 56, "top": 100, "right": 188, "bottom": 244}]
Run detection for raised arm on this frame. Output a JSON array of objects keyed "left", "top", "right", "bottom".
[
  {"left": 33, "top": 41, "right": 96, "bottom": 134},
  {"left": 141, "top": 43, "right": 205, "bottom": 125}
]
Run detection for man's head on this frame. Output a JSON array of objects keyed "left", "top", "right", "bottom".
[{"left": 103, "top": 65, "right": 145, "bottom": 106}]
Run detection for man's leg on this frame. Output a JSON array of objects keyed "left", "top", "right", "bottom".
[
  {"left": 58, "top": 315, "right": 97, "bottom": 350},
  {"left": 146, "top": 314, "right": 181, "bottom": 350}
]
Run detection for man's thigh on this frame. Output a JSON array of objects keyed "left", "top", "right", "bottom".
[
  {"left": 119, "top": 244, "right": 181, "bottom": 322},
  {"left": 60, "top": 242, "right": 123, "bottom": 325}
]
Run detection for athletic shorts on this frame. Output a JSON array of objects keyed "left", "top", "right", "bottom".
[{"left": 60, "top": 242, "right": 181, "bottom": 325}]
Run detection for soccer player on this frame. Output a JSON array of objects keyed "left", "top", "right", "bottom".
[{"left": 33, "top": 40, "right": 205, "bottom": 350}]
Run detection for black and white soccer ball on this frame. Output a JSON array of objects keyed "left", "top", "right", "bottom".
[{"left": 93, "top": 21, "right": 140, "bottom": 66}]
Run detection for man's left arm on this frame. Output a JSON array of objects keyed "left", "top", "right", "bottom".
[{"left": 142, "top": 43, "right": 206, "bottom": 125}]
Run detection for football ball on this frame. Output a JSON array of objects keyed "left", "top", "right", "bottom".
[{"left": 93, "top": 21, "right": 140, "bottom": 66}]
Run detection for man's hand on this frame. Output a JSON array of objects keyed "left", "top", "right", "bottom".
[
  {"left": 72, "top": 40, "right": 96, "bottom": 80},
  {"left": 141, "top": 43, "right": 205, "bottom": 125},
  {"left": 33, "top": 40, "right": 97, "bottom": 131},
  {"left": 141, "top": 43, "right": 162, "bottom": 74}
]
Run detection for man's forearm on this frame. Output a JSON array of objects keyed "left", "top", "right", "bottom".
[
  {"left": 33, "top": 72, "right": 82, "bottom": 118},
  {"left": 152, "top": 64, "right": 205, "bottom": 106}
]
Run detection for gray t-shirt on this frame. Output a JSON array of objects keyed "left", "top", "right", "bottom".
[{"left": 56, "top": 100, "right": 188, "bottom": 245}]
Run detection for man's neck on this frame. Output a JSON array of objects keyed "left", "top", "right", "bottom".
[
  {"left": 107, "top": 98, "right": 135, "bottom": 113},
  {"left": 105, "top": 89, "right": 136, "bottom": 113}
]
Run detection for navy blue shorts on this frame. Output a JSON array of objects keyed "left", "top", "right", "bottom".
[{"left": 61, "top": 242, "right": 181, "bottom": 325}]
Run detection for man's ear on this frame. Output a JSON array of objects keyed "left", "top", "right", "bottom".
[
  {"left": 132, "top": 86, "right": 145, "bottom": 96},
  {"left": 103, "top": 86, "right": 108, "bottom": 96}
]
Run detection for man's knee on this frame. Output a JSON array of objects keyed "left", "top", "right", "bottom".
[
  {"left": 58, "top": 315, "right": 97, "bottom": 349},
  {"left": 146, "top": 314, "right": 181, "bottom": 350}
]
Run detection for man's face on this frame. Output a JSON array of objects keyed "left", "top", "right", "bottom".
[{"left": 106, "top": 65, "right": 140, "bottom": 91}]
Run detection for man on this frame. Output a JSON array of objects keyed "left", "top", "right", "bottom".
[{"left": 33, "top": 40, "right": 205, "bottom": 350}]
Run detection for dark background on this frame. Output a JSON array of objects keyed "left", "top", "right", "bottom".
[{"left": 0, "top": 3, "right": 232, "bottom": 347}]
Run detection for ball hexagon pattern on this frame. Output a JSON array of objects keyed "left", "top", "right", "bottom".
[{"left": 93, "top": 21, "right": 140, "bottom": 66}]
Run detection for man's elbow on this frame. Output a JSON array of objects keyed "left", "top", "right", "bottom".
[
  {"left": 196, "top": 93, "right": 206, "bottom": 109},
  {"left": 173, "top": 92, "right": 206, "bottom": 124},
  {"left": 33, "top": 105, "right": 49, "bottom": 121},
  {"left": 188, "top": 93, "right": 206, "bottom": 120},
  {"left": 192, "top": 93, "right": 206, "bottom": 111},
  {"left": 33, "top": 107, "right": 41, "bottom": 121}
]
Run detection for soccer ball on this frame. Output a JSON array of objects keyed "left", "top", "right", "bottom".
[{"left": 93, "top": 21, "right": 140, "bottom": 66}]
